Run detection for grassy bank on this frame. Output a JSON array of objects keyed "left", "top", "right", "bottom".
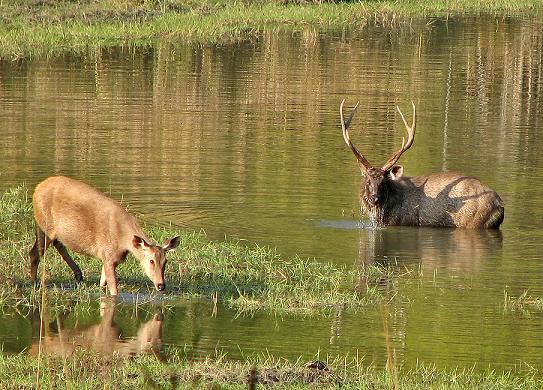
[
  {"left": 1, "top": 0, "right": 543, "bottom": 60},
  {"left": 0, "top": 185, "right": 415, "bottom": 314},
  {"left": 1, "top": 349, "right": 541, "bottom": 389}
]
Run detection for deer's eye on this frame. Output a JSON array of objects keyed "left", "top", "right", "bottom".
[{"left": 150, "top": 259, "right": 155, "bottom": 266}]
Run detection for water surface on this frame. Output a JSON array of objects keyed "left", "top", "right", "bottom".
[{"left": 1, "top": 16, "right": 543, "bottom": 371}]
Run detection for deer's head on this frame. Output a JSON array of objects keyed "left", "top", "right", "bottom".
[
  {"left": 133, "top": 235, "right": 180, "bottom": 292},
  {"left": 340, "top": 99, "right": 416, "bottom": 207}
]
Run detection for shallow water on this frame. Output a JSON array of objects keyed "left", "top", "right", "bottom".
[{"left": 1, "top": 16, "right": 543, "bottom": 371}]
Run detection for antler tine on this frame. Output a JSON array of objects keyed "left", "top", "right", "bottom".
[
  {"left": 340, "top": 99, "right": 372, "bottom": 171},
  {"left": 396, "top": 100, "right": 416, "bottom": 145},
  {"left": 344, "top": 100, "right": 359, "bottom": 129},
  {"left": 382, "top": 101, "right": 416, "bottom": 172}
]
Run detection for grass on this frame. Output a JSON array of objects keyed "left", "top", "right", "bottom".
[
  {"left": 1, "top": 0, "right": 543, "bottom": 60},
  {"left": 0, "top": 348, "right": 541, "bottom": 389},
  {"left": 503, "top": 290, "right": 543, "bottom": 312},
  {"left": 0, "top": 185, "right": 417, "bottom": 314}
]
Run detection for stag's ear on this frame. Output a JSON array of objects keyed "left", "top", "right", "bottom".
[
  {"left": 358, "top": 162, "right": 367, "bottom": 177},
  {"left": 389, "top": 165, "right": 404, "bottom": 180}
]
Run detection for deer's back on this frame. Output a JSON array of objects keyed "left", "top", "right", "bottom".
[
  {"left": 398, "top": 172, "right": 504, "bottom": 228},
  {"left": 32, "top": 176, "right": 142, "bottom": 257}
]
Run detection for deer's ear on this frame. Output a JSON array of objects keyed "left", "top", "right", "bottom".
[
  {"left": 163, "top": 236, "right": 180, "bottom": 251},
  {"left": 133, "top": 236, "right": 151, "bottom": 249},
  {"left": 389, "top": 165, "right": 404, "bottom": 180},
  {"left": 358, "top": 163, "right": 367, "bottom": 177}
]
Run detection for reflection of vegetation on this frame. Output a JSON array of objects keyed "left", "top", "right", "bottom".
[
  {"left": 504, "top": 290, "right": 543, "bottom": 312},
  {"left": 0, "top": 185, "right": 416, "bottom": 314},
  {"left": 0, "top": 349, "right": 541, "bottom": 389},
  {"left": 2, "top": 16, "right": 543, "bottom": 235},
  {"left": 1, "top": 0, "right": 543, "bottom": 59}
]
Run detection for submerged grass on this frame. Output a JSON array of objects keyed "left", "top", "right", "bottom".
[
  {"left": 0, "top": 185, "right": 415, "bottom": 314},
  {"left": 1, "top": 0, "right": 543, "bottom": 60},
  {"left": 503, "top": 290, "right": 543, "bottom": 312},
  {"left": 0, "top": 349, "right": 541, "bottom": 389}
]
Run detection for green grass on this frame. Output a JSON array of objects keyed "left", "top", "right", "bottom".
[
  {"left": 0, "top": 185, "right": 417, "bottom": 314},
  {"left": 1, "top": 0, "right": 543, "bottom": 60},
  {"left": 0, "top": 349, "right": 541, "bottom": 389}
]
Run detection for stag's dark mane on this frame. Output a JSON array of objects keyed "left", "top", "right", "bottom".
[{"left": 361, "top": 175, "right": 403, "bottom": 225}]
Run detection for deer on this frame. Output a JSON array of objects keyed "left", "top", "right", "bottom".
[
  {"left": 29, "top": 176, "right": 180, "bottom": 295},
  {"left": 340, "top": 99, "right": 504, "bottom": 229}
]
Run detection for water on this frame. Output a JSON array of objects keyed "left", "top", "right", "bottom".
[{"left": 1, "top": 16, "right": 543, "bottom": 371}]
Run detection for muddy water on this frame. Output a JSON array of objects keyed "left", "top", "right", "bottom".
[{"left": 1, "top": 16, "right": 543, "bottom": 371}]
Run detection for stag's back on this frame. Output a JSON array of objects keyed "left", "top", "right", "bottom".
[
  {"left": 33, "top": 176, "right": 144, "bottom": 257},
  {"left": 400, "top": 172, "right": 504, "bottom": 228}
]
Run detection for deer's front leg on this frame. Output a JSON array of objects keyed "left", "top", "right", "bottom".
[
  {"left": 100, "top": 266, "right": 107, "bottom": 288},
  {"left": 102, "top": 262, "right": 118, "bottom": 296}
]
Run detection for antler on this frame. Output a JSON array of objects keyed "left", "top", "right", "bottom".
[
  {"left": 381, "top": 101, "right": 416, "bottom": 172},
  {"left": 340, "top": 99, "right": 372, "bottom": 171}
]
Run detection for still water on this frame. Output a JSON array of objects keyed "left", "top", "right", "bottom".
[{"left": 1, "top": 16, "right": 543, "bottom": 371}]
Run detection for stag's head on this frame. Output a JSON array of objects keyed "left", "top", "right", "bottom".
[{"left": 340, "top": 99, "right": 416, "bottom": 207}]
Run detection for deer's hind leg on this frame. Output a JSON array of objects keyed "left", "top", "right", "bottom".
[{"left": 52, "top": 240, "right": 83, "bottom": 282}]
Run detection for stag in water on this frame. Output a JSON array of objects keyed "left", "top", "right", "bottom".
[{"left": 340, "top": 99, "right": 504, "bottom": 229}]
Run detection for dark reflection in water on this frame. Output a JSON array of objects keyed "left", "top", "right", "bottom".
[
  {"left": 26, "top": 298, "right": 164, "bottom": 359},
  {"left": 358, "top": 226, "right": 503, "bottom": 270},
  {"left": 1, "top": 297, "right": 390, "bottom": 367},
  {"left": 1, "top": 16, "right": 543, "bottom": 372}
]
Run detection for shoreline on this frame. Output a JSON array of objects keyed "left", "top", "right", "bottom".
[
  {"left": 1, "top": 1, "right": 542, "bottom": 60},
  {"left": 1, "top": 350, "right": 541, "bottom": 389}
]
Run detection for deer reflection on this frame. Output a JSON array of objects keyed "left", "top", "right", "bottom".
[
  {"left": 28, "top": 297, "right": 164, "bottom": 359},
  {"left": 358, "top": 226, "right": 503, "bottom": 272}
]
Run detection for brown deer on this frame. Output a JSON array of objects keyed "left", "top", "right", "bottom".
[
  {"left": 340, "top": 99, "right": 504, "bottom": 229},
  {"left": 29, "top": 176, "right": 180, "bottom": 295}
]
